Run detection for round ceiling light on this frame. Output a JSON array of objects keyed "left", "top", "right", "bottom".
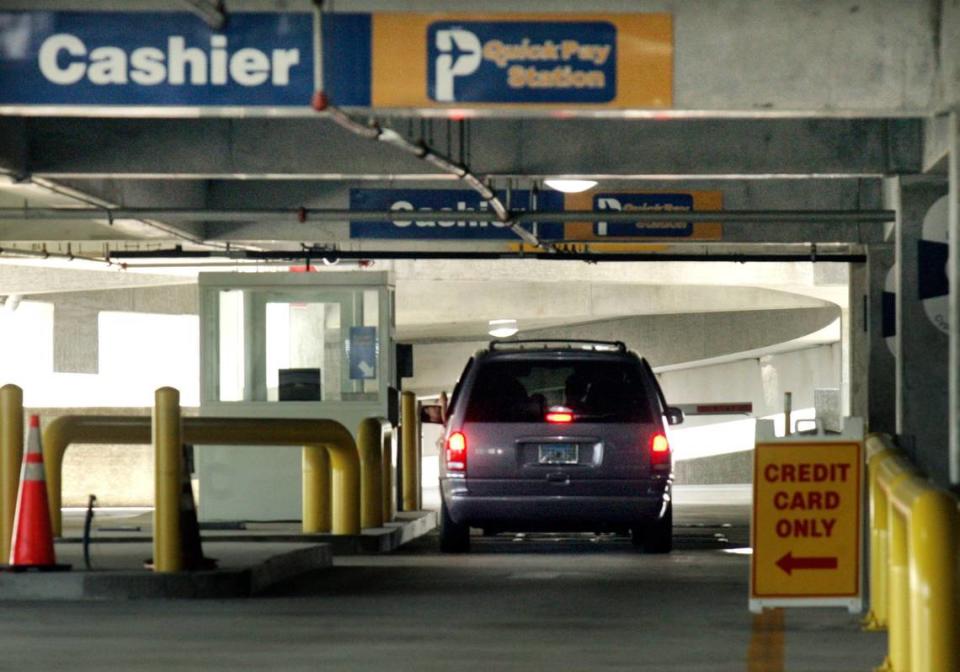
[
  {"left": 543, "top": 179, "right": 598, "bottom": 194},
  {"left": 488, "top": 319, "right": 518, "bottom": 338}
]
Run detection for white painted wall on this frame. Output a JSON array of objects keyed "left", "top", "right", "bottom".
[
  {"left": 0, "top": 299, "right": 199, "bottom": 407},
  {"left": 660, "top": 344, "right": 841, "bottom": 464},
  {"left": 659, "top": 344, "right": 841, "bottom": 419}
]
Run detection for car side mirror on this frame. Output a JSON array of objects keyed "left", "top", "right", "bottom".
[
  {"left": 420, "top": 404, "right": 445, "bottom": 424},
  {"left": 665, "top": 406, "right": 684, "bottom": 426}
]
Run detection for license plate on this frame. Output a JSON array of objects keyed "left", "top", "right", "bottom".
[{"left": 539, "top": 443, "right": 579, "bottom": 465}]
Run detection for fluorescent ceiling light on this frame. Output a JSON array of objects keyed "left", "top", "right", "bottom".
[
  {"left": 543, "top": 179, "right": 598, "bottom": 194},
  {"left": 488, "top": 319, "right": 518, "bottom": 338}
]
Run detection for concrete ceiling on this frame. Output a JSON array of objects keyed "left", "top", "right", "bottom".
[
  {"left": 0, "top": 0, "right": 955, "bottom": 347},
  {"left": 0, "top": 0, "right": 946, "bottom": 260}
]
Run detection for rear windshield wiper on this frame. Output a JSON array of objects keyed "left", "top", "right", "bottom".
[{"left": 569, "top": 412, "right": 621, "bottom": 421}]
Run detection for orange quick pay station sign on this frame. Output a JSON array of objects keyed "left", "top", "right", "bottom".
[{"left": 750, "top": 419, "right": 863, "bottom": 613}]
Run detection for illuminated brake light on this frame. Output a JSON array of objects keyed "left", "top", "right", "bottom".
[
  {"left": 650, "top": 433, "right": 670, "bottom": 467},
  {"left": 446, "top": 431, "right": 467, "bottom": 471},
  {"left": 545, "top": 406, "right": 574, "bottom": 423}
]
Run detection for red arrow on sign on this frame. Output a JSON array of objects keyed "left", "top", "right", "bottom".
[{"left": 776, "top": 552, "right": 838, "bottom": 575}]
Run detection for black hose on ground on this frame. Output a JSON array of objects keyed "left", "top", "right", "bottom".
[{"left": 82, "top": 494, "right": 97, "bottom": 570}]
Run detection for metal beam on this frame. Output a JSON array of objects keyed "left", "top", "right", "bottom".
[
  {"left": 107, "top": 247, "right": 867, "bottom": 263},
  {"left": 0, "top": 207, "right": 895, "bottom": 224},
  {"left": 207, "top": 221, "right": 883, "bottom": 246},
  {"left": 1, "top": 117, "right": 923, "bottom": 180},
  {"left": 0, "top": 221, "right": 140, "bottom": 242},
  {"left": 45, "top": 176, "right": 884, "bottom": 211},
  {"left": 0, "top": 262, "right": 196, "bottom": 294},
  {"left": 12, "top": 175, "right": 215, "bottom": 245},
  {"left": 0, "top": 175, "right": 891, "bottom": 246},
  {"left": 0, "top": 207, "right": 891, "bottom": 246}
]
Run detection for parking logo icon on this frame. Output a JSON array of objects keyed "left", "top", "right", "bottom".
[{"left": 432, "top": 28, "right": 482, "bottom": 102}]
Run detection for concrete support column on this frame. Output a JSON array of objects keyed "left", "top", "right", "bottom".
[
  {"left": 866, "top": 245, "right": 896, "bottom": 435},
  {"left": 892, "top": 176, "right": 950, "bottom": 484},
  {"left": 53, "top": 303, "right": 99, "bottom": 374},
  {"left": 949, "top": 111, "right": 960, "bottom": 486},
  {"left": 847, "top": 261, "right": 868, "bottom": 420}
]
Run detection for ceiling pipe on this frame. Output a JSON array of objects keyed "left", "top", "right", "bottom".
[
  {"left": 2, "top": 294, "right": 22, "bottom": 312},
  {"left": 108, "top": 247, "right": 866, "bottom": 263},
  {"left": 180, "top": 0, "right": 226, "bottom": 29},
  {"left": 321, "top": 106, "right": 544, "bottom": 248},
  {"left": 20, "top": 175, "right": 253, "bottom": 252},
  {"left": 0, "top": 245, "right": 117, "bottom": 267},
  {"left": 0, "top": 208, "right": 895, "bottom": 224}
]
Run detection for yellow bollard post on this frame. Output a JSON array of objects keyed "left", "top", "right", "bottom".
[
  {"left": 327, "top": 441, "right": 361, "bottom": 535},
  {"left": 302, "top": 445, "right": 331, "bottom": 534},
  {"left": 416, "top": 400, "right": 423, "bottom": 510},
  {"left": 153, "top": 387, "right": 183, "bottom": 572},
  {"left": 0, "top": 384, "right": 24, "bottom": 562},
  {"left": 357, "top": 418, "right": 384, "bottom": 529},
  {"left": 908, "top": 490, "right": 960, "bottom": 672},
  {"left": 401, "top": 391, "right": 419, "bottom": 512},
  {"left": 381, "top": 427, "right": 393, "bottom": 523},
  {"left": 886, "top": 505, "right": 910, "bottom": 672}
]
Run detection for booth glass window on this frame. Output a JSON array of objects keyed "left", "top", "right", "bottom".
[
  {"left": 218, "top": 289, "right": 245, "bottom": 402},
  {"left": 215, "top": 287, "right": 381, "bottom": 403}
]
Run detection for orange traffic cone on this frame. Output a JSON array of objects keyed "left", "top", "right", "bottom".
[{"left": 7, "top": 415, "right": 66, "bottom": 570}]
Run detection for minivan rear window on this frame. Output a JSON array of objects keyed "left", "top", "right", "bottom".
[{"left": 464, "top": 360, "right": 655, "bottom": 423}]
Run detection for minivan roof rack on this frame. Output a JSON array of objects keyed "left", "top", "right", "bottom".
[{"left": 488, "top": 339, "right": 627, "bottom": 352}]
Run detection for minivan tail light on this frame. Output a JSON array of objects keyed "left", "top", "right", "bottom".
[
  {"left": 650, "top": 432, "right": 670, "bottom": 467},
  {"left": 446, "top": 431, "right": 467, "bottom": 471},
  {"left": 546, "top": 411, "right": 573, "bottom": 424}
]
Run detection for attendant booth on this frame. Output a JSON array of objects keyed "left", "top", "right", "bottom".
[{"left": 196, "top": 272, "right": 396, "bottom": 521}]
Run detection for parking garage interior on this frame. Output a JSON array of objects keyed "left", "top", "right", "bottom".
[{"left": 0, "top": 1, "right": 958, "bottom": 670}]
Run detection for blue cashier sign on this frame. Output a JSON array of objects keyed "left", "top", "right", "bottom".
[
  {"left": 349, "top": 189, "right": 564, "bottom": 240},
  {"left": 349, "top": 326, "right": 377, "bottom": 380},
  {"left": 427, "top": 21, "right": 617, "bottom": 104},
  {"left": 592, "top": 193, "right": 695, "bottom": 237},
  {"left": 0, "top": 11, "right": 313, "bottom": 106}
]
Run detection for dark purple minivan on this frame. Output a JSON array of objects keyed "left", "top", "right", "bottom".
[{"left": 437, "top": 339, "right": 683, "bottom": 553}]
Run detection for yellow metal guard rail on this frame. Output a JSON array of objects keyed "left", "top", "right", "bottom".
[
  {"left": 41, "top": 406, "right": 362, "bottom": 539},
  {"left": 865, "top": 433, "right": 960, "bottom": 672}
]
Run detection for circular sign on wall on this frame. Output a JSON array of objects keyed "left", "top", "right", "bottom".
[
  {"left": 884, "top": 264, "right": 897, "bottom": 356},
  {"left": 918, "top": 196, "right": 950, "bottom": 334}
]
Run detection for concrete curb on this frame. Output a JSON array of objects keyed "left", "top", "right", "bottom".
[
  {"left": 248, "top": 544, "right": 331, "bottom": 595},
  {"left": 61, "top": 511, "right": 439, "bottom": 555},
  {"left": 0, "top": 544, "right": 331, "bottom": 600},
  {"left": 0, "top": 511, "right": 437, "bottom": 600}
]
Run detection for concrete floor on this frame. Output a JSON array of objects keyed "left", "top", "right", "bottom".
[{"left": 0, "top": 486, "right": 885, "bottom": 671}]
